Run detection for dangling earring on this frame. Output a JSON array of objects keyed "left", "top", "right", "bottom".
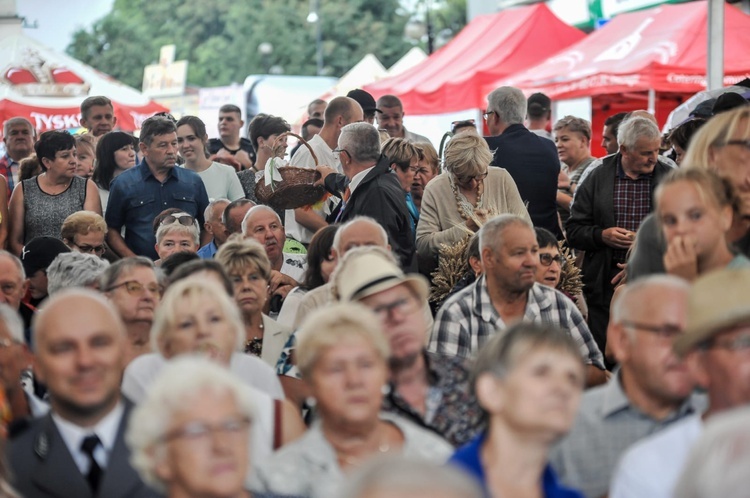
[
  {"left": 381, "top": 384, "right": 391, "bottom": 396},
  {"left": 305, "top": 397, "right": 317, "bottom": 408}
]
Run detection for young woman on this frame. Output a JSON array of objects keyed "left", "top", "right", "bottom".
[
  {"left": 93, "top": 131, "right": 137, "bottom": 210},
  {"left": 74, "top": 134, "right": 96, "bottom": 178},
  {"left": 176, "top": 115, "right": 244, "bottom": 202}
]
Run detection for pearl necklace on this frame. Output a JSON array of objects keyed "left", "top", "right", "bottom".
[{"left": 450, "top": 174, "right": 484, "bottom": 221}]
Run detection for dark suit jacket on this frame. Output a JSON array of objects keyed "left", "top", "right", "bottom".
[
  {"left": 8, "top": 400, "right": 161, "bottom": 498},
  {"left": 565, "top": 154, "right": 672, "bottom": 304},
  {"left": 485, "top": 124, "right": 562, "bottom": 237},
  {"left": 326, "top": 155, "right": 416, "bottom": 270}
]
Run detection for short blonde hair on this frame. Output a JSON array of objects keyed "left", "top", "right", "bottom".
[
  {"left": 381, "top": 137, "right": 420, "bottom": 172},
  {"left": 553, "top": 115, "right": 592, "bottom": 142},
  {"left": 415, "top": 141, "right": 439, "bottom": 173},
  {"left": 215, "top": 235, "right": 271, "bottom": 281},
  {"left": 61, "top": 210, "right": 107, "bottom": 241},
  {"left": 150, "top": 278, "right": 245, "bottom": 354},
  {"left": 682, "top": 107, "right": 750, "bottom": 169},
  {"left": 443, "top": 132, "right": 493, "bottom": 178},
  {"left": 296, "top": 303, "right": 390, "bottom": 379}
]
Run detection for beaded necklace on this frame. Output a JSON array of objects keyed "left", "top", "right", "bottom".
[{"left": 449, "top": 173, "right": 484, "bottom": 221}]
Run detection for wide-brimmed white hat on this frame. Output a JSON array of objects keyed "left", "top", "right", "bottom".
[
  {"left": 334, "top": 247, "right": 430, "bottom": 303},
  {"left": 674, "top": 268, "right": 750, "bottom": 356}
]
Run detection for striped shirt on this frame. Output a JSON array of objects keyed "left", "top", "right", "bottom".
[{"left": 429, "top": 276, "right": 605, "bottom": 369}]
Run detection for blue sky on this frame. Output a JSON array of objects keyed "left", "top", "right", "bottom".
[{"left": 19, "top": 0, "right": 115, "bottom": 49}]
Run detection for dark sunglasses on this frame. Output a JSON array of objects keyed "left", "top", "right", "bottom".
[{"left": 160, "top": 213, "right": 195, "bottom": 227}]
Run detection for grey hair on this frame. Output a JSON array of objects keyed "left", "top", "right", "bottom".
[
  {"left": 0, "top": 303, "right": 24, "bottom": 344},
  {"left": 99, "top": 256, "right": 156, "bottom": 293},
  {"left": 47, "top": 252, "right": 110, "bottom": 295},
  {"left": 3, "top": 117, "right": 34, "bottom": 138},
  {"left": 338, "top": 456, "right": 484, "bottom": 498},
  {"left": 155, "top": 220, "right": 200, "bottom": 246},
  {"left": 204, "top": 198, "right": 230, "bottom": 223},
  {"left": 240, "top": 204, "right": 282, "bottom": 236},
  {"left": 126, "top": 356, "right": 256, "bottom": 494},
  {"left": 0, "top": 250, "right": 25, "bottom": 280},
  {"left": 673, "top": 405, "right": 750, "bottom": 498},
  {"left": 487, "top": 86, "right": 526, "bottom": 125},
  {"left": 617, "top": 116, "right": 661, "bottom": 150},
  {"left": 331, "top": 216, "right": 389, "bottom": 254},
  {"left": 478, "top": 214, "right": 533, "bottom": 254},
  {"left": 611, "top": 274, "right": 689, "bottom": 326},
  {"left": 338, "top": 123, "right": 381, "bottom": 163}
]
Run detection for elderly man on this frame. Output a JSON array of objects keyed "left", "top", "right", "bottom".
[
  {"left": 550, "top": 276, "right": 704, "bottom": 498},
  {"left": 376, "top": 94, "right": 431, "bottom": 143},
  {"left": 307, "top": 98, "right": 326, "bottom": 119},
  {"left": 430, "top": 214, "right": 606, "bottom": 385},
  {"left": 484, "top": 86, "right": 561, "bottom": 238},
  {"left": 79, "top": 96, "right": 117, "bottom": 137},
  {"left": 336, "top": 247, "right": 484, "bottom": 447},
  {"left": 0, "top": 251, "right": 33, "bottom": 337},
  {"left": 610, "top": 268, "right": 750, "bottom": 498},
  {"left": 207, "top": 104, "right": 254, "bottom": 170},
  {"left": 322, "top": 122, "right": 415, "bottom": 270},
  {"left": 105, "top": 116, "right": 209, "bottom": 260},
  {"left": 0, "top": 117, "right": 35, "bottom": 193},
  {"left": 287, "top": 96, "right": 363, "bottom": 246},
  {"left": 566, "top": 116, "right": 672, "bottom": 352},
  {"left": 197, "top": 198, "right": 230, "bottom": 258},
  {"left": 8, "top": 289, "right": 159, "bottom": 498},
  {"left": 101, "top": 257, "right": 162, "bottom": 365},
  {"left": 46, "top": 252, "right": 110, "bottom": 295}
]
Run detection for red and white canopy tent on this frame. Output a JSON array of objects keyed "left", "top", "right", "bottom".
[
  {"left": 0, "top": 33, "right": 167, "bottom": 137},
  {"left": 363, "top": 3, "right": 585, "bottom": 144},
  {"left": 487, "top": 1, "right": 750, "bottom": 156}
]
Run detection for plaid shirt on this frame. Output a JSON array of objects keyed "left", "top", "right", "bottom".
[
  {"left": 613, "top": 157, "right": 653, "bottom": 263},
  {"left": 429, "top": 276, "right": 605, "bottom": 369},
  {"left": 0, "top": 153, "right": 19, "bottom": 194}
]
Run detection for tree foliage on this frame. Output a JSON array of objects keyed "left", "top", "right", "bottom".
[{"left": 66, "top": 0, "right": 451, "bottom": 89}]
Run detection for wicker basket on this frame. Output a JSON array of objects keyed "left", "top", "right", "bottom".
[{"left": 254, "top": 132, "right": 327, "bottom": 210}]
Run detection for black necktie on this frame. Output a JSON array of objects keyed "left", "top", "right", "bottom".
[{"left": 80, "top": 434, "right": 103, "bottom": 493}]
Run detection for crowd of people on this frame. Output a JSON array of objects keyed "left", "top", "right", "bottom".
[{"left": 0, "top": 85, "right": 748, "bottom": 498}]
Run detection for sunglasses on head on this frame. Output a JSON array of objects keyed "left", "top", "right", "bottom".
[{"left": 160, "top": 213, "right": 195, "bottom": 227}]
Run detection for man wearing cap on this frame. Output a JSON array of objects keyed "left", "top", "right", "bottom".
[
  {"left": 610, "top": 268, "right": 750, "bottom": 498},
  {"left": 347, "top": 89, "right": 381, "bottom": 125},
  {"left": 431, "top": 214, "right": 606, "bottom": 385},
  {"left": 550, "top": 275, "right": 704, "bottom": 498},
  {"left": 376, "top": 94, "right": 432, "bottom": 144},
  {"left": 484, "top": 86, "right": 562, "bottom": 238},
  {"left": 286, "top": 96, "right": 363, "bottom": 247},
  {"left": 334, "top": 246, "right": 484, "bottom": 447},
  {"left": 20, "top": 237, "right": 71, "bottom": 308},
  {"left": 527, "top": 93, "right": 553, "bottom": 141}
]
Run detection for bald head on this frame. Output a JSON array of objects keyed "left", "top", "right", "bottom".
[
  {"left": 332, "top": 217, "right": 389, "bottom": 256},
  {"left": 628, "top": 110, "right": 658, "bottom": 125},
  {"left": 324, "top": 96, "right": 364, "bottom": 126}
]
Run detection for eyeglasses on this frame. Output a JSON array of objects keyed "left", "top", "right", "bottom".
[
  {"left": 708, "top": 332, "right": 750, "bottom": 352},
  {"left": 620, "top": 320, "right": 684, "bottom": 340},
  {"left": 333, "top": 148, "right": 350, "bottom": 158},
  {"left": 107, "top": 280, "right": 163, "bottom": 297},
  {"left": 455, "top": 172, "right": 488, "bottom": 184},
  {"left": 0, "top": 282, "right": 20, "bottom": 296},
  {"left": 370, "top": 295, "right": 420, "bottom": 321},
  {"left": 539, "top": 253, "right": 564, "bottom": 267},
  {"left": 72, "top": 242, "right": 106, "bottom": 255},
  {"left": 483, "top": 111, "right": 496, "bottom": 120},
  {"left": 160, "top": 213, "right": 195, "bottom": 227},
  {"left": 161, "top": 416, "right": 252, "bottom": 443},
  {"left": 721, "top": 139, "right": 750, "bottom": 151}
]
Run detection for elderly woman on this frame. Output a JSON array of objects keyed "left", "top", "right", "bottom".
[
  {"left": 554, "top": 116, "right": 595, "bottom": 214},
  {"left": 154, "top": 211, "right": 200, "bottom": 264},
  {"left": 416, "top": 132, "right": 529, "bottom": 270},
  {"left": 122, "top": 279, "right": 303, "bottom": 462},
  {"left": 61, "top": 210, "right": 108, "bottom": 257},
  {"left": 381, "top": 138, "right": 421, "bottom": 234},
  {"left": 8, "top": 131, "right": 101, "bottom": 255},
  {"left": 411, "top": 142, "right": 439, "bottom": 211},
  {"left": 215, "top": 236, "right": 292, "bottom": 368},
  {"left": 251, "top": 303, "right": 452, "bottom": 498},
  {"left": 450, "top": 322, "right": 586, "bottom": 498},
  {"left": 46, "top": 252, "right": 109, "bottom": 295},
  {"left": 127, "top": 357, "right": 258, "bottom": 498}
]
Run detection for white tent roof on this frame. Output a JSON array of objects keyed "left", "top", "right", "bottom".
[{"left": 387, "top": 47, "right": 427, "bottom": 77}]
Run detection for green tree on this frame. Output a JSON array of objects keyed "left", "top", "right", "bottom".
[{"left": 67, "top": 0, "right": 423, "bottom": 88}]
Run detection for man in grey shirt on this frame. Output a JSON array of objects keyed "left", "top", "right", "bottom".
[{"left": 549, "top": 275, "right": 706, "bottom": 498}]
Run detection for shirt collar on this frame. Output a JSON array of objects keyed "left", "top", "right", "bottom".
[
  {"left": 139, "top": 159, "right": 175, "bottom": 182},
  {"left": 52, "top": 401, "right": 124, "bottom": 456},
  {"left": 601, "top": 370, "right": 704, "bottom": 419},
  {"left": 524, "top": 283, "right": 553, "bottom": 321},
  {"left": 616, "top": 154, "right": 654, "bottom": 180},
  {"left": 349, "top": 165, "right": 375, "bottom": 194}
]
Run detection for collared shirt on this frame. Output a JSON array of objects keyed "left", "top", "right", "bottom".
[
  {"left": 404, "top": 128, "right": 432, "bottom": 145},
  {"left": 450, "top": 432, "right": 584, "bottom": 498},
  {"left": 429, "top": 276, "right": 604, "bottom": 369},
  {"left": 550, "top": 371, "right": 706, "bottom": 498},
  {"left": 105, "top": 159, "right": 210, "bottom": 259},
  {"left": 610, "top": 414, "right": 703, "bottom": 498},
  {"left": 0, "top": 153, "right": 20, "bottom": 193},
  {"left": 381, "top": 351, "right": 485, "bottom": 448},
  {"left": 280, "top": 252, "right": 306, "bottom": 282},
  {"left": 51, "top": 402, "right": 124, "bottom": 475},
  {"left": 613, "top": 156, "right": 653, "bottom": 263},
  {"left": 348, "top": 165, "right": 375, "bottom": 195},
  {"left": 197, "top": 239, "right": 218, "bottom": 259}
]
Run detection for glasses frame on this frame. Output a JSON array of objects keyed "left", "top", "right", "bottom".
[
  {"left": 71, "top": 241, "right": 107, "bottom": 255},
  {"left": 107, "top": 280, "right": 163, "bottom": 298},
  {"left": 160, "top": 213, "right": 196, "bottom": 228},
  {"left": 620, "top": 320, "right": 683, "bottom": 340},
  {"left": 539, "top": 253, "right": 564, "bottom": 267}
]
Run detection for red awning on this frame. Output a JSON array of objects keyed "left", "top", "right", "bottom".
[
  {"left": 364, "top": 4, "right": 585, "bottom": 115},
  {"left": 488, "top": 2, "right": 750, "bottom": 100}
]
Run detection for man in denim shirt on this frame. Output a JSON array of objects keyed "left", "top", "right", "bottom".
[{"left": 105, "top": 117, "right": 209, "bottom": 260}]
